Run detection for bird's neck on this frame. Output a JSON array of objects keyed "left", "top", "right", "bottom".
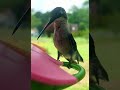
[
  {"left": 53, "top": 20, "right": 69, "bottom": 38},
  {"left": 54, "top": 19, "right": 68, "bottom": 32}
]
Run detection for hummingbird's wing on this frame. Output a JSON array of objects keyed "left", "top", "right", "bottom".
[
  {"left": 90, "top": 56, "right": 109, "bottom": 84},
  {"left": 89, "top": 34, "right": 109, "bottom": 84},
  {"left": 89, "top": 34, "right": 96, "bottom": 58},
  {"left": 67, "top": 33, "right": 83, "bottom": 62},
  {"left": 68, "top": 33, "right": 77, "bottom": 50}
]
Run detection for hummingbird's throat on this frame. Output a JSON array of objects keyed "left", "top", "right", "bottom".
[{"left": 54, "top": 19, "right": 67, "bottom": 30}]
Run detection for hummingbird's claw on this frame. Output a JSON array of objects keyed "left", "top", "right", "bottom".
[
  {"left": 57, "top": 59, "right": 60, "bottom": 61},
  {"left": 67, "top": 62, "right": 72, "bottom": 69}
]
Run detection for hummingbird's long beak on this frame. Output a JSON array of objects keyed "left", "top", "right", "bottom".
[
  {"left": 12, "top": 6, "right": 30, "bottom": 35},
  {"left": 37, "top": 16, "right": 57, "bottom": 39}
]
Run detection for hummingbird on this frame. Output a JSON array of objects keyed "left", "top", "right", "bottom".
[
  {"left": 89, "top": 34, "right": 109, "bottom": 85},
  {"left": 37, "top": 7, "right": 83, "bottom": 68}
]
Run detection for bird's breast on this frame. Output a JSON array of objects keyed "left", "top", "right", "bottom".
[{"left": 53, "top": 29, "right": 71, "bottom": 54}]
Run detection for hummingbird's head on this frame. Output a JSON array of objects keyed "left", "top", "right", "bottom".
[
  {"left": 50, "top": 7, "right": 67, "bottom": 20},
  {"left": 37, "top": 7, "right": 67, "bottom": 39}
]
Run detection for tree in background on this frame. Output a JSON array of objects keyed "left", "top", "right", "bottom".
[
  {"left": 31, "top": 0, "right": 89, "bottom": 37},
  {"left": 68, "top": 0, "right": 89, "bottom": 31}
]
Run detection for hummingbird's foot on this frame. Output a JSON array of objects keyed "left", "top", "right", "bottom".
[
  {"left": 67, "top": 63, "right": 72, "bottom": 69},
  {"left": 57, "top": 59, "right": 60, "bottom": 61}
]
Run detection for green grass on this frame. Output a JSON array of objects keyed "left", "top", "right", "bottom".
[{"left": 32, "top": 36, "right": 89, "bottom": 90}]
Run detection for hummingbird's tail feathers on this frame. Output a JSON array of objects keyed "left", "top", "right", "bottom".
[
  {"left": 97, "top": 65, "right": 109, "bottom": 82},
  {"left": 90, "top": 57, "right": 109, "bottom": 85},
  {"left": 93, "top": 57, "right": 109, "bottom": 84},
  {"left": 76, "top": 51, "right": 84, "bottom": 63}
]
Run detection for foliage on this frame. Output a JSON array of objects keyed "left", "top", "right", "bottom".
[
  {"left": 31, "top": 14, "right": 41, "bottom": 28},
  {"left": 79, "top": 30, "right": 89, "bottom": 39},
  {"left": 72, "top": 30, "right": 89, "bottom": 39},
  {"left": 72, "top": 31, "right": 80, "bottom": 37},
  {"left": 68, "top": 5, "right": 89, "bottom": 30},
  {"left": 31, "top": 11, "right": 50, "bottom": 31},
  {"left": 31, "top": 2, "right": 89, "bottom": 32}
]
